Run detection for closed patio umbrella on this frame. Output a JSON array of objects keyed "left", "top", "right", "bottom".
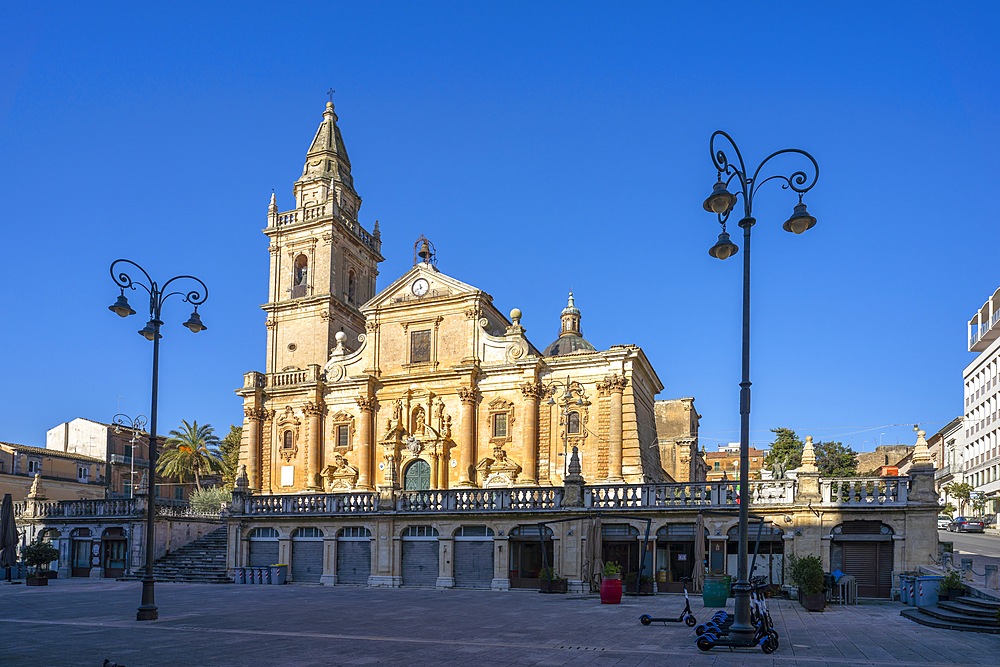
[
  {"left": 693, "top": 512, "right": 705, "bottom": 593},
  {"left": 585, "top": 516, "right": 602, "bottom": 592},
  {"left": 1, "top": 493, "right": 18, "bottom": 581}
]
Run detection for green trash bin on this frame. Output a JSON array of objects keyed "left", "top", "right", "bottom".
[{"left": 702, "top": 575, "right": 732, "bottom": 607}]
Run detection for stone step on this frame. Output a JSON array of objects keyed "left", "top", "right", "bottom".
[
  {"left": 900, "top": 607, "right": 1000, "bottom": 634},
  {"left": 938, "top": 600, "right": 999, "bottom": 618},
  {"left": 955, "top": 595, "right": 1000, "bottom": 611}
]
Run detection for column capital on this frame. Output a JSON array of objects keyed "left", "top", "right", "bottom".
[
  {"left": 519, "top": 381, "right": 546, "bottom": 401},
  {"left": 356, "top": 396, "right": 378, "bottom": 413},
  {"left": 458, "top": 387, "right": 481, "bottom": 405}
]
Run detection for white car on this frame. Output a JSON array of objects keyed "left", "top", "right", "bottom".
[{"left": 937, "top": 515, "right": 952, "bottom": 529}]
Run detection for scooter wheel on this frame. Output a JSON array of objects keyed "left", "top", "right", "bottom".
[
  {"left": 694, "top": 624, "right": 707, "bottom": 636},
  {"left": 697, "top": 636, "right": 715, "bottom": 652},
  {"left": 639, "top": 615, "right": 652, "bottom": 626},
  {"left": 768, "top": 629, "right": 779, "bottom": 641},
  {"left": 761, "top": 637, "right": 777, "bottom": 654},
  {"left": 685, "top": 615, "right": 697, "bottom": 627}
]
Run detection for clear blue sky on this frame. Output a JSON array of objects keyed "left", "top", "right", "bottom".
[{"left": 2, "top": 2, "right": 997, "bottom": 455}]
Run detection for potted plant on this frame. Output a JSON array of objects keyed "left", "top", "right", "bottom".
[
  {"left": 538, "top": 566, "right": 567, "bottom": 594},
  {"left": 938, "top": 570, "right": 964, "bottom": 601},
  {"left": 639, "top": 574, "right": 656, "bottom": 596},
  {"left": 789, "top": 554, "right": 826, "bottom": 611},
  {"left": 600, "top": 561, "right": 623, "bottom": 605},
  {"left": 23, "top": 540, "right": 59, "bottom": 587},
  {"left": 269, "top": 563, "right": 288, "bottom": 585}
]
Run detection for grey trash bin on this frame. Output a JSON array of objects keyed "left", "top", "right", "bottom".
[
  {"left": 914, "top": 575, "right": 943, "bottom": 608},
  {"left": 899, "top": 573, "right": 914, "bottom": 605}
]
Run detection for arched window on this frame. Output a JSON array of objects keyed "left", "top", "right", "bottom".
[
  {"left": 404, "top": 459, "right": 431, "bottom": 491},
  {"left": 292, "top": 255, "right": 308, "bottom": 298},
  {"left": 567, "top": 411, "right": 581, "bottom": 435},
  {"left": 283, "top": 430, "right": 293, "bottom": 449}
]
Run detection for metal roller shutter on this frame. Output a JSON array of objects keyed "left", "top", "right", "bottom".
[
  {"left": 401, "top": 541, "right": 439, "bottom": 587},
  {"left": 248, "top": 542, "right": 279, "bottom": 568},
  {"left": 336, "top": 541, "right": 371, "bottom": 585},
  {"left": 291, "top": 541, "right": 323, "bottom": 583},
  {"left": 842, "top": 542, "right": 893, "bottom": 598},
  {"left": 454, "top": 541, "right": 493, "bottom": 589}
]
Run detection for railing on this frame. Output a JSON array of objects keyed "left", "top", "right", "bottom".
[
  {"left": 397, "top": 488, "right": 562, "bottom": 512},
  {"left": 246, "top": 493, "right": 378, "bottom": 515},
  {"left": 819, "top": 477, "right": 908, "bottom": 506},
  {"left": 156, "top": 505, "right": 221, "bottom": 519},
  {"left": 748, "top": 479, "right": 797, "bottom": 505},
  {"left": 267, "top": 366, "right": 319, "bottom": 387},
  {"left": 13, "top": 498, "right": 138, "bottom": 518}
]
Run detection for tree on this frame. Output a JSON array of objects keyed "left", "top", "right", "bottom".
[
  {"left": 943, "top": 482, "right": 973, "bottom": 515},
  {"left": 157, "top": 420, "right": 223, "bottom": 491},
  {"left": 764, "top": 428, "right": 802, "bottom": 478},
  {"left": 219, "top": 425, "right": 243, "bottom": 489},
  {"left": 814, "top": 440, "right": 858, "bottom": 477}
]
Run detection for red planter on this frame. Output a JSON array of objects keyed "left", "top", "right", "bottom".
[{"left": 600, "top": 576, "right": 623, "bottom": 604}]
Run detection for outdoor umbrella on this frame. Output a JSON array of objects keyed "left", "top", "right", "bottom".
[
  {"left": 585, "top": 516, "right": 602, "bottom": 592},
  {"left": 1, "top": 493, "right": 18, "bottom": 581},
  {"left": 693, "top": 512, "right": 705, "bottom": 593}
]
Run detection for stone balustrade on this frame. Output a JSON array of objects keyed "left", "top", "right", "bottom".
[
  {"left": 267, "top": 366, "right": 319, "bottom": 388},
  {"left": 13, "top": 498, "right": 138, "bottom": 519},
  {"left": 245, "top": 492, "right": 378, "bottom": 515},
  {"left": 819, "top": 476, "right": 908, "bottom": 506},
  {"left": 396, "top": 487, "right": 562, "bottom": 512}
]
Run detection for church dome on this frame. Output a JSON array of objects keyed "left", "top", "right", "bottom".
[{"left": 543, "top": 291, "right": 596, "bottom": 356}]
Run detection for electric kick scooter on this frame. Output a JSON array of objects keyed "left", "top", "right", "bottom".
[{"left": 639, "top": 578, "right": 697, "bottom": 627}]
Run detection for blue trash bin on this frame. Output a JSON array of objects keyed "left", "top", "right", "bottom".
[
  {"left": 915, "top": 575, "right": 943, "bottom": 608},
  {"left": 899, "top": 574, "right": 913, "bottom": 604},
  {"left": 234, "top": 567, "right": 246, "bottom": 584}
]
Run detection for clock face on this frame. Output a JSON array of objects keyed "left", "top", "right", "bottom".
[{"left": 412, "top": 278, "right": 429, "bottom": 296}]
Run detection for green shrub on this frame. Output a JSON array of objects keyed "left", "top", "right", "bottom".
[
  {"left": 189, "top": 486, "right": 229, "bottom": 513},
  {"left": 788, "top": 554, "right": 825, "bottom": 595},
  {"left": 23, "top": 540, "right": 59, "bottom": 572},
  {"left": 603, "top": 561, "right": 622, "bottom": 576},
  {"left": 941, "top": 570, "right": 964, "bottom": 590}
]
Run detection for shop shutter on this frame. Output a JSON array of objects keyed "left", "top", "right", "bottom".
[
  {"left": 401, "top": 541, "right": 439, "bottom": 587},
  {"left": 336, "top": 541, "right": 371, "bottom": 585},
  {"left": 291, "top": 541, "right": 323, "bottom": 583},
  {"left": 454, "top": 541, "right": 493, "bottom": 589},
  {"left": 248, "top": 541, "right": 279, "bottom": 568}
]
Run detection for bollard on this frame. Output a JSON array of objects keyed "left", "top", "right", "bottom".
[
  {"left": 961, "top": 558, "right": 973, "bottom": 581},
  {"left": 986, "top": 564, "right": 999, "bottom": 590},
  {"left": 942, "top": 552, "right": 953, "bottom": 569}
]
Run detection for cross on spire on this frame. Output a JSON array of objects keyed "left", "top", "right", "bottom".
[{"left": 327, "top": 88, "right": 336, "bottom": 103}]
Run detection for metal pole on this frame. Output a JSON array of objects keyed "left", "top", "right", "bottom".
[
  {"left": 137, "top": 319, "right": 161, "bottom": 621},
  {"left": 130, "top": 435, "right": 136, "bottom": 499}
]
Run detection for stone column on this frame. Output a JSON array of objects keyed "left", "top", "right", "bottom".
[
  {"left": 355, "top": 397, "right": 376, "bottom": 490},
  {"left": 458, "top": 387, "right": 479, "bottom": 486},
  {"left": 437, "top": 446, "right": 449, "bottom": 490},
  {"left": 244, "top": 407, "right": 264, "bottom": 492},
  {"left": 304, "top": 402, "right": 324, "bottom": 490},
  {"left": 607, "top": 375, "right": 627, "bottom": 482},
  {"left": 519, "top": 382, "right": 544, "bottom": 485}
]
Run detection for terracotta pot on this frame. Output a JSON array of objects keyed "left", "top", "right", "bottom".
[{"left": 600, "top": 576, "right": 623, "bottom": 604}]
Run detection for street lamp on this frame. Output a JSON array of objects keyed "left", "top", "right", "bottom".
[
  {"left": 112, "top": 413, "right": 147, "bottom": 499},
  {"left": 108, "top": 259, "right": 208, "bottom": 622},
  {"left": 702, "top": 131, "right": 819, "bottom": 642},
  {"left": 544, "top": 377, "right": 586, "bottom": 478}
]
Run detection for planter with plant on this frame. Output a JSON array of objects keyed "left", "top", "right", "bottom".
[
  {"left": 938, "top": 570, "right": 965, "bottom": 601},
  {"left": 538, "top": 566, "right": 567, "bottom": 594},
  {"left": 600, "top": 561, "right": 623, "bottom": 604},
  {"left": 789, "top": 554, "right": 826, "bottom": 611},
  {"left": 23, "top": 540, "right": 60, "bottom": 587},
  {"left": 639, "top": 574, "right": 656, "bottom": 596}
]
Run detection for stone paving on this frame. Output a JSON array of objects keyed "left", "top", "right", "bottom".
[{"left": 2, "top": 579, "right": 1000, "bottom": 666}]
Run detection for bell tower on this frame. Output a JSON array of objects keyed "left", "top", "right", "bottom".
[{"left": 262, "top": 100, "right": 383, "bottom": 373}]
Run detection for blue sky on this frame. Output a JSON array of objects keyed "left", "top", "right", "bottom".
[{"left": 2, "top": 2, "right": 997, "bottom": 455}]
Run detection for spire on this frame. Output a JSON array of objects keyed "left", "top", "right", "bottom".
[
  {"left": 294, "top": 100, "right": 360, "bottom": 213},
  {"left": 559, "top": 291, "right": 582, "bottom": 338},
  {"left": 543, "top": 291, "right": 596, "bottom": 356},
  {"left": 800, "top": 435, "right": 818, "bottom": 473}
]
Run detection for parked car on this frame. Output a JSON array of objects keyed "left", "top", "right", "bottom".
[
  {"left": 937, "top": 515, "right": 952, "bottom": 529},
  {"left": 947, "top": 516, "right": 985, "bottom": 533}
]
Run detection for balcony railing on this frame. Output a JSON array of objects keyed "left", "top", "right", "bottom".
[
  {"left": 397, "top": 488, "right": 562, "bottom": 512},
  {"left": 819, "top": 477, "right": 907, "bottom": 506},
  {"left": 13, "top": 498, "right": 138, "bottom": 519},
  {"left": 246, "top": 492, "right": 378, "bottom": 515}
]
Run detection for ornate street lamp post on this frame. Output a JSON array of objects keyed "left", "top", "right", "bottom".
[
  {"left": 703, "top": 131, "right": 819, "bottom": 642},
  {"left": 108, "top": 259, "right": 208, "bottom": 621},
  {"left": 112, "top": 413, "right": 147, "bottom": 499}
]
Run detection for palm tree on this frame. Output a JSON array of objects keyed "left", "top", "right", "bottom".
[{"left": 157, "top": 420, "right": 224, "bottom": 491}]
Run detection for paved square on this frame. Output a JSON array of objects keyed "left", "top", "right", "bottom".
[{"left": 2, "top": 580, "right": 999, "bottom": 666}]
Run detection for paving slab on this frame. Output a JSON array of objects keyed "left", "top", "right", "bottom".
[{"left": 2, "top": 579, "right": 1000, "bottom": 666}]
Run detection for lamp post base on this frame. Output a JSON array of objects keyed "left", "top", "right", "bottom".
[
  {"left": 136, "top": 605, "right": 158, "bottom": 621},
  {"left": 136, "top": 578, "right": 158, "bottom": 621}
]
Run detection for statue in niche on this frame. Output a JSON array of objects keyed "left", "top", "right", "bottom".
[{"left": 413, "top": 406, "right": 426, "bottom": 434}]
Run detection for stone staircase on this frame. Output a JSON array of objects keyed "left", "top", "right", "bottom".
[
  {"left": 144, "top": 527, "right": 231, "bottom": 584},
  {"left": 901, "top": 595, "right": 1000, "bottom": 633}
]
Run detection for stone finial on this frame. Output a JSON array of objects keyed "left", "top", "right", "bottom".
[
  {"left": 329, "top": 330, "right": 351, "bottom": 358},
  {"left": 800, "top": 435, "right": 818, "bottom": 473},
  {"left": 235, "top": 464, "right": 250, "bottom": 493},
  {"left": 269, "top": 191, "right": 277, "bottom": 212},
  {"left": 27, "top": 473, "right": 46, "bottom": 500},
  {"left": 911, "top": 429, "right": 933, "bottom": 468}
]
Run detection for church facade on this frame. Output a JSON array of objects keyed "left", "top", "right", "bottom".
[{"left": 236, "top": 101, "right": 697, "bottom": 496}]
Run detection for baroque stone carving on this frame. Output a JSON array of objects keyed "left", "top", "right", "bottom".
[
  {"left": 321, "top": 453, "right": 359, "bottom": 490},
  {"left": 458, "top": 387, "right": 480, "bottom": 405}
]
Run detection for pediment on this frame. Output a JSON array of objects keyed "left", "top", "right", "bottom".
[{"left": 363, "top": 264, "right": 484, "bottom": 312}]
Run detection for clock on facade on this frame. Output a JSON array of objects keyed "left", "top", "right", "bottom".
[{"left": 411, "top": 278, "right": 429, "bottom": 296}]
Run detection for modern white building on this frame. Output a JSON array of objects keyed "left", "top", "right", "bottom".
[{"left": 964, "top": 286, "right": 1000, "bottom": 516}]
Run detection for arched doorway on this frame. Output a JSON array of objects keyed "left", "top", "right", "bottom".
[
  {"left": 404, "top": 459, "right": 431, "bottom": 491},
  {"left": 336, "top": 526, "right": 372, "bottom": 585},
  {"left": 401, "top": 525, "right": 439, "bottom": 587},
  {"left": 290, "top": 527, "right": 323, "bottom": 583},
  {"left": 101, "top": 528, "right": 127, "bottom": 578},
  {"left": 247, "top": 527, "right": 279, "bottom": 568},
  {"left": 655, "top": 524, "right": 701, "bottom": 592},
  {"left": 602, "top": 524, "right": 641, "bottom": 592},
  {"left": 508, "top": 525, "right": 553, "bottom": 589},
  {"left": 726, "top": 522, "right": 784, "bottom": 588},
  {"left": 453, "top": 525, "right": 495, "bottom": 589},
  {"left": 70, "top": 528, "right": 92, "bottom": 577},
  {"left": 830, "top": 521, "right": 894, "bottom": 598}
]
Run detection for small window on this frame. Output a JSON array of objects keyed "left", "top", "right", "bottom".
[
  {"left": 348, "top": 270, "right": 357, "bottom": 304},
  {"left": 27, "top": 459, "right": 41, "bottom": 474},
  {"left": 249, "top": 527, "right": 279, "bottom": 539},
  {"left": 174, "top": 487, "right": 184, "bottom": 500},
  {"left": 713, "top": 461, "right": 720, "bottom": 470},
  {"left": 292, "top": 254, "right": 308, "bottom": 298},
  {"left": 493, "top": 413, "right": 508, "bottom": 439},
  {"left": 283, "top": 430, "right": 293, "bottom": 449},
  {"left": 77, "top": 466, "right": 89, "bottom": 481},
  {"left": 337, "top": 424, "right": 350, "bottom": 448},
  {"left": 567, "top": 411, "right": 581, "bottom": 435},
  {"left": 410, "top": 330, "right": 431, "bottom": 364}
]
